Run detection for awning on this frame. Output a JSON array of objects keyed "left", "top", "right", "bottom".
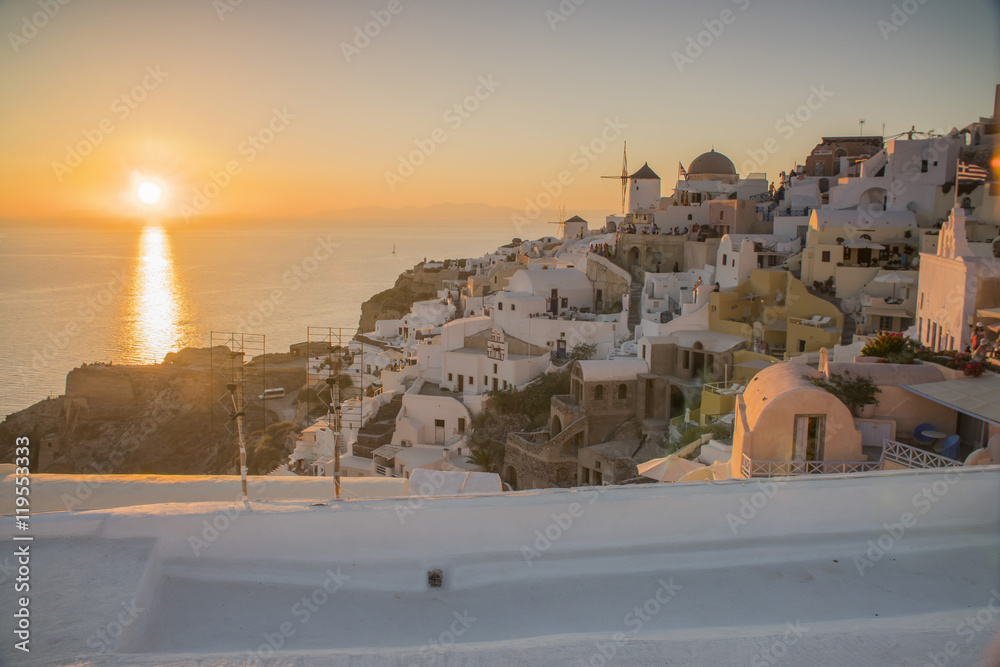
[
  {"left": 843, "top": 239, "right": 886, "bottom": 250},
  {"left": 371, "top": 444, "right": 405, "bottom": 459},
  {"left": 863, "top": 306, "right": 911, "bottom": 318},
  {"left": 902, "top": 375, "right": 1000, "bottom": 427}
]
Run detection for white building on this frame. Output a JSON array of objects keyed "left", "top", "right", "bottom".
[
  {"left": 716, "top": 234, "right": 798, "bottom": 290},
  {"left": 628, "top": 163, "right": 661, "bottom": 213},
  {"left": 506, "top": 268, "right": 593, "bottom": 316},
  {"left": 917, "top": 207, "right": 1000, "bottom": 352},
  {"left": 441, "top": 327, "right": 551, "bottom": 399},
  {"left": 800, "top": 208, "right": 918, "bottom": 297},
  {"left": 828, "top": 136, "right": 964, "bottom": 227}
]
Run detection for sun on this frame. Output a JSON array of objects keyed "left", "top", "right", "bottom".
[{"left": 136, "top": 181, "right": 163, "bottom": 205}]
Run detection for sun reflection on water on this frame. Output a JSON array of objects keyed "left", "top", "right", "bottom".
[{"left": 121, "top": 227, "right": 189, "bottom": 364}]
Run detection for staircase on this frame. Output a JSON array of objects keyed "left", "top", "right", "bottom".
[{"left": 627, "top": 281, "right": 643, "bottom": 332}]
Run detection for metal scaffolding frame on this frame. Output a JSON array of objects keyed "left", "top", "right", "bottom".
[{"left": 210, "top": 332, "right": 266, "bottom": 501}]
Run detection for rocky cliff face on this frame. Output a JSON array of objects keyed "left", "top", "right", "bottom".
[
  {"left": 356, "top": 272, "right": 439, "bottom": 335},
  {"left": 0, "top": 348, "right": 307, "bottom": 476}
]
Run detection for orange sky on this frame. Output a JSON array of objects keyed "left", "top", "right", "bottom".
[{"left": 1, "top": 0, "right": 997, "bottom": 221}]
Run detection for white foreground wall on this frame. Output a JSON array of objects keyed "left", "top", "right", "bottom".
[{"left": 2, "top": 467, "right": 998, "bottom": 666}]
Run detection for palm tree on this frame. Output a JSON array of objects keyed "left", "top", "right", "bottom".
[{"left": 467, "top": 440, "right": 504, "bottom": 473}]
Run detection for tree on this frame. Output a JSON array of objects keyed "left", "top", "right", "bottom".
[
  {"left": 570, "top": 342, "right": 597, "bottom": 361},
  {"left": 467, "top": 440, "right": 504, "bottom": 473},
  {"left": 805, "top": 371, "right": 881, "bottom": 417}
]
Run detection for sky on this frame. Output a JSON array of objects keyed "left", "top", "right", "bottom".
[{"left": 0, "top": 0, "right": 998, "bottom": 220}]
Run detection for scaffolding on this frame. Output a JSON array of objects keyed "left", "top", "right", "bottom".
[
  {"left": 304, "top": 326, "right": 371, "bottom": 498},
  {"left": 210, "top": 332, "right": 266, "bottom": 501},
  {"left": 305, "top": 326, "right": 368, "bottom": 419}
]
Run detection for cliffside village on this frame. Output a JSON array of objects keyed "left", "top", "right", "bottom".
[{"left": 280, "top": 88, "right": 1000, "bottom": 491}]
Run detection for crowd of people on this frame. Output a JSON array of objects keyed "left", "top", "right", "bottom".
[
  {"left": 590, "top": 242, "right": 614, "bottom": 258},
  {"left": 620, "top": 222, "right": 691, "bottom": 236}
]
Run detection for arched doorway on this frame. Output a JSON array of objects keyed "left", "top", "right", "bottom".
[
  {"left": 628, "top": 247, "right": 641, "bottom": 270},
  {"left": 551, "top": 415, "right": 563, "bottom": 437},
  {"left": 859, "top": 187, "right": 887, "bottom": 212},
  {"left": 504, "top": 465, "right": 518, "bottom": 490},
  {"left": 669, "top": 385, "right": 685, "bottom": 420}
]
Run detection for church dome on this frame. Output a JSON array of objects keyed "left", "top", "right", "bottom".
[{"left": 688, "top": 149, "right": 737, "bottom": 176}]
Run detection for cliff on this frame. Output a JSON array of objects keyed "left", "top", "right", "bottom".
[
  {"left": 0, "top": 347, "right": 307, "bottom": 477},
  {"left": 356, "top": 260, "right": 474, "bottom": 334}
]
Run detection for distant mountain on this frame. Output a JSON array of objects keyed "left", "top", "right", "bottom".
[
  {"left": 316, "top": 202, "right": 609, "bottom": 222},
  {"left": 318, "top": 202, "right": 533, "bottom": 219}
]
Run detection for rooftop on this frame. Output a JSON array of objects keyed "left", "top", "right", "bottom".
[{"left": 688, "top": 149, "right": 736, "bottom": 176}]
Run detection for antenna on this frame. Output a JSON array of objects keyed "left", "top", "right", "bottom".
[
  {"left": 859, "top": 119, "right": 866, "bottom": 136},
  {"left": 601, "top": 141, "right": 628, "bottom": 214}
]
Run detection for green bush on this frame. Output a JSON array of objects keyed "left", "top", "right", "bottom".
[
  {"left": 805, "top": 371, "right": 881, "bottom": 416},
  {"left": 487, "top": 370, "right": 570, "bottom": 421},
  {"left": 570, "top": 342, "right": 597, "bottom": 361},
  {"left": 678, "top": 423, "right": 730, "bottom": 446},
  {"left": 860, "top": 332, "right": 933, "bottom": 365}
]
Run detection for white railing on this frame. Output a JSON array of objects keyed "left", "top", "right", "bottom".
[
  {"left": 880, "top": 439, "right": 962, "bottom": 469},
  {"left": 740, "top": 453, "right": 881, "bottom": 478},
  {"left": 375, "top": 464, "right": 400, "bottom": 477}
]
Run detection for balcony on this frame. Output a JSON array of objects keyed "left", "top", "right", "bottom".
[
  {"left": 740, "top": 453, "right": 881, "bottom": 478},
  {"left": 881, "top": 440, "right": 962, "bottom": 470}
]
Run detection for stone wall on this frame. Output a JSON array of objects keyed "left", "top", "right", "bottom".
[
  {"left": 65, "top": 366, "right": 136, "bottom": 406},
  {"left": 505, "top": 429, "right": 580, "bottom": 490},
  {"left": 585, "top": 254, "right": 631, "bottom": 313}
]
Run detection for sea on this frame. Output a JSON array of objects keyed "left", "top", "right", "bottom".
[{"left": 0, "top": 218, "right": 539, "bottom": 415}]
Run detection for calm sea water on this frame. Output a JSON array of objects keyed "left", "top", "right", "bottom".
[{"left": 0, "top": 218, "right": 532, "bottom": 415}]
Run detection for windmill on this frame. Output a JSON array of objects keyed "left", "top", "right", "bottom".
[
  {"left": 602, "top": 141, "right": 628, "bottom": 215},
  {"left": 885, "top": 125, "right": 943, "bottom": 141}
]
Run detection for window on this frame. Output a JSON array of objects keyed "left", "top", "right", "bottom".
[
  {"left": 448, "top": 373, "right": 453, "bottom": 381},
  {"left": 687, "top": 214, "right": 693, "bottom": 221},
  {"left": 683, "top": 350, "right": 690, "bottom": 370},
  {"left": 641, "top": 345, "right": 646, "bottom": 360},
  {"left": 593, "top": 385, "right": 604, "bottom": 400},
  {"left": 484, "top": 375, "right": 488, "bottom": 385},
  {"left": 595, "top": 460, "right": 601, "bottom": 469},
  {"left": 498, "top": 302, "right": 503, "bottom": 310},
  {"left": 843, "top": 246, "right": 850, "bottom": 260},
  {"left": 468, "top": 376, "right": 473, "bottom": 385},
  {"left": 920, "top": 160, "right": 928, "bottom": 173},
  {"left": 821, "top": 251, "right": 832, "bottom": 263},
  {"left": 511, "top": 304, "right": 516, "bottom": 311},
  {"left": 798, "top": 340, "right": 806, "bottom": 352},
  {"left": 719, "top": 211, "right": 725, "bottom": 221},
  {"left": 879, "top": 316, "right": 893, "bottom": 331},
  {"left": 617, "top": 384, "right": 627, "bottom": 399},
  {"left": 493, "top": 363, "right": 498, "bottom": 374},
  {"left": 561, "top": 298, "right": 568, "bottom": 308},
  {"left": 768, "top": 255, "right": 780, "bottom": 267},
  {"left": 722, "top": 253, "right": 728, "bottom": 265}
]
